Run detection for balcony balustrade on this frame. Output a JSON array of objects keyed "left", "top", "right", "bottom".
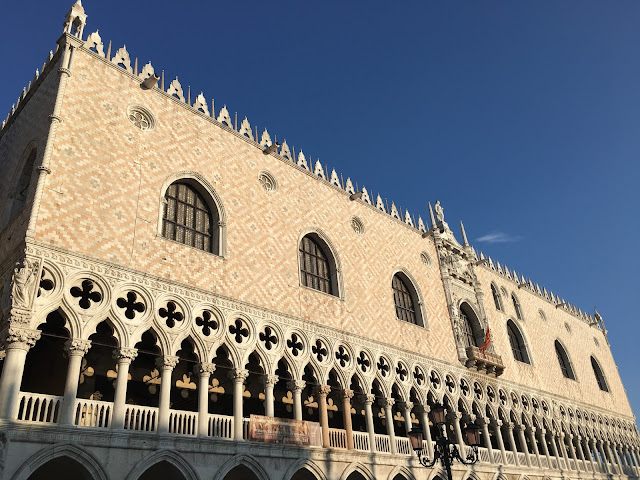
[{"left": 11, "top": 391, "right": 626, "bottom": 474}]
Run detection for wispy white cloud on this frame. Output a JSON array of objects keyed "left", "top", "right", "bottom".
[{"left": 476, "top": 232, "right": 522, "bottom": 243}]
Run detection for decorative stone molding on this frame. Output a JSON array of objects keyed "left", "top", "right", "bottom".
[
  {"left": 127, "top": 104, "right": 156, "bottom": 131},
  {"left": 258, "top": 171, "right": 277, "bottom": 192}
]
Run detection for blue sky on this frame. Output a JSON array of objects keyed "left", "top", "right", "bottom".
[{"left": 2, "top": 1, "right": 638, "bottom": 424}]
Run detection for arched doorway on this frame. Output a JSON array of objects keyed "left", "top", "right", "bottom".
[
  {"left": 138, "top": 461, "right": 187, "bottom": 480},
  {"left": 26, "top": 456, "right": 95, "bottom": 480}
]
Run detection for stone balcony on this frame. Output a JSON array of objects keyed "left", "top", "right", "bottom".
[{"left": 465, "top": 347, "right": 506, "bottom": 376}]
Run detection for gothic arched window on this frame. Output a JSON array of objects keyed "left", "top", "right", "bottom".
[
  {"left": 507, "top": 319, "right": 530, "bottom": 364},
  {"left": 591, "top": 356, "right": 609, "bottom": 392},
  {"left": 555, "top": 340, "right": 575, "bottom": 380},
  {"left": 491, "top": 283, "right": 503, "bottom": 311},
  {"left": 512, "top": 293, "right": 523, "bottom": 320},
  {"left": 392, "top": 273, "right": 424, "bottom": 326},
  {"left": 162, "top": 181, "right": 218, "bottom": 253},
  {"left": 460, "top": 303, "right": 483, "bottom": 348},
  {"left": 299, "top": 235, "right": 334, "bottom": 295}
]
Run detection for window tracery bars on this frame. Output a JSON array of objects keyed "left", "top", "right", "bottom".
[
  {"left": 162, "top": 182, "right": 213, "bottom": 252},
  {"left": 555, "top": 340, "right": 575, "bottom": 380},
  {"left": 492, "top": 284, "right": 503, "bottom": 311},
  {"left": 507, "top": 320, "right": 529, "bottom": 364},
  {"left": 392, "top": 274, "right": 417, "bottom": 324},
  {"left": 460, "top": 310, "right": 481, "bottom": 348},
  {"left": 512, "top": 294, "right": 523, "bottom": 320},
  {"left": 591, "top": 356, "right": 609, "bottom": 392},
  {"left": 299, "top": 236, "right": 332, "bottom": 294}
]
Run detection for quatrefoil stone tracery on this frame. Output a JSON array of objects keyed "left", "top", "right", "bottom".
[
  {"left": 357, "top": 352, "right": 370, "bottom": 373},
  {"left": 287, "top": 333, "right": 303, "bottom": 356},
  {"left": 159, "top": 301, "right": 183, "bottom": 328},
  {"left": 259, "top": 326, "right": 278, "bottom": 350},
  {"left": 335, "top": 346, "right": 350, "bottom": 367},
  {"left": 116, "top": 291, "right": 145, "bottom": 320},
  {"left": 70, "top": 279, "right": 102, "bottom": 309},
  {"left": 377, "top": 357, "right": 390, "bottom": 377},
  {"left": 195, "top": 310, "right": 218, "bottom": 336},
  {"left": 229, "top": 319, "right": 249, "bottom": 344},
  {"left": 312, "top": 339, "right": 328, "bottom": 362}
]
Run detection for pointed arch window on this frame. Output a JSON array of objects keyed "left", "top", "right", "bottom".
[
  {"left": 512, "top": 293, "right": 523, "bottom": 320},
  {"left": 162, "top": 181, "right": 218, "bottom": 253},
  {"left": 299, "top": 235, "right": 333, "bottom": 295},
  {"left": 555, "top": 340, "right": 575, "bottom": 380},
  {"left": 591, "top": 356, "right": 609, "bottom": 392},
  {"left": 507, "top": 319, "right": 530, "bottom": 364},
  {"left": 491, "top": 283, "right": 503, "bottom": 311},
  {"left": 392, "top": 274, "right": 417, "bottom": 325},
  {"left": 460, "top": 304, "right": 483, "bottom": 348}
]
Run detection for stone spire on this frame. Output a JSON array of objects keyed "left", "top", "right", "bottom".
[
  {"left": 63, "top": 0, "right": 88, "bottom": 39},
  {"left": 460, "top": 221, "right": 469, "bottom": 247}
]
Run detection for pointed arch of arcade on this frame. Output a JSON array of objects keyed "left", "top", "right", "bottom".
[
  {"left": 387, "top": 465, "right": 417, "bottom": 480},
  {"left": 338, "top": 462, "right": 376, "bottom": 480},
  {"left": 283, "top": 459, "right": 327, "bottom": 480},
  {"left": 212, "top": 454, "right": 270, "bottom": 480},
  {"left": 11, "top": 443, "right": 108, "bottom": 480},
  {"left": 124, "top": 449, "right": 199, "bottom": 480}
]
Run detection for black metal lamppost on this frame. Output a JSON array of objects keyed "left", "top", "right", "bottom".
[{"left": 408, "top": 403, "right": 481, "bottom": 480}]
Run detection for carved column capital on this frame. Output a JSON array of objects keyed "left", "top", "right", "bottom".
[
  {"left": 195, "top": 362, "right": 216, "bottom": 376},
  {"left": 403, "top": 401, "right": 414, "bottom": 412},
  {"left": 362, "top": 394, "right": 376, "bottom": 405},
  {"left": 264, "top": 374, "right": 279, "bottom": 387},
  {"left": 379, "top": 398, "right": 395, "bottom": 409},
  {"left": 342, "top": 389, "right": 354, "bottom": 400},
  {"left": 315, "top": 385, "right": 331, "bottom": 396},
  {"left": 112, "top": 347, "right": 138, "bottom": 363},
  {"left": 156, "top": 355, "right": 179, "bottom": 369},
  {"left": 4, "top": 326, "right": 41, "bottom": 350},
  {"left": 476, "top": 415, "right": 489, "bottom": 426},
  {"left": 229, "top": 368, "right": 249, "bottom": 382},
  {"left": 287, "top": 380, "right": 306, "bottom": 392},
  {"left": 64, "top": 338, "right": 91, "bottom": 356},
  {"left": 448, "top": 412, "right": 463, "bottom": 421}
]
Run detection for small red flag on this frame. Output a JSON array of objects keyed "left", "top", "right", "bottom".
[{"left": 479, "top": 327, "right": 491, "bottom": 357}]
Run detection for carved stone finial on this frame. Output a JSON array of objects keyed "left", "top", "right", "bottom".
[
  {"left": 297, "top": 150, "right": 308, "bottom": 170},
  {"left": 428, "top": 202, "right": 436, "bottom": 230},
  {"left": 63, "top": 0, "right": 87, "bottom": 39},
  {"left": 460, "top": 221, "right": 469, "bottom": 246},
  {"left": 167, "top": 78, "right": 185, "bottom": 102},
  {"left": 344, "top": 178, "right": 355, "bottom": 195},
  {"left": 259, "top": 129, "right": 272, "bottom": 147},
  {"left": 280, "top": 140, "right": 292, "bottom": 160},
  {"left": 313, "top": 160, "right": 325, "bottom": 180},
  {"left": 193, "top": 93, "right": 209, "bottom": 115},
  {"left": 329, "top": 169, "right": 340, "bottom": 187},
  {"left": 238, "top": 117, "right": 253, "bottom": 140},
  {"left": 111, "top": 46, "right": 132, "bottom": 73}
]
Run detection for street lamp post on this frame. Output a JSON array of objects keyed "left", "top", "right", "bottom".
[{"left": 408, "top": 403, "right": 481, "bottom": 480}]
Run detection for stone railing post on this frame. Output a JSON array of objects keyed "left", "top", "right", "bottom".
[{"left": 59, "top": 338, "right": 91, "bottom": 425}]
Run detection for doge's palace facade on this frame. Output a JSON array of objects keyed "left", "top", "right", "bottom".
[{"left": 0, "top": 3, "right": 638, "bottom": 480}]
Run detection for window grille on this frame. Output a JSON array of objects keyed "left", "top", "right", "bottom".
[
  {"left": 591, "top": 356, "right": 609, "bottom": 392},
  {"left": 460, "top": 310, "right": 481, "bottom": 348},
  {"left": 299, "top": 236, "right": 332, "bottom": 294},
  {"left": 492, "top": 284, "right": 503, "bottom": 311},
  {"left": 392, "top": 274, "right": 417, "bottom": 324},
  {"left": 162, "top": 182, "right": 214, "bottom": 252},
  {"left": 555, "top": 341, "right": 575, "bottom": 380},
  {"left": 507, "top": 320, "right": 529, "bottom": 363}
]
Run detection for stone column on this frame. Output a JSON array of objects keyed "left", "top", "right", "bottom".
[
  {"left": 363, "top": 394, "right": 376, "bottom": 452},
  {"left": 517, "top": 424, "right": 532, "bottom": 466},
  {"left": 478, "top": 416, "right": 494, "bottom": 461},
  {"left": 566, "top": 434, "right": 577, "bottom": 470},
  {"left": 156, "top": 355, "right": 179, "bottom": 434},
  {"left": 504, "top": 423, "right": 519, "bottom": 465},
  {"left": 287, "top": 380, "right": 306, "bottom": 421},
  {"left": 558, "top": 432, "right": 569, "bottom": 466},
  {"left": 549, "top": 431, "right": 561, "bottom": 465},
  {"left": 604, "top": 440, "right": 618, "bottom": 473},
  {"left": 59, "top": 339, "right": 91, "bottom": 425},
  {"left": 230, "top": 369, "right": 249, "bottom": 441},
  {"left": 575, "top": 435, "right": 587, "bottom": 470},
  {"left": 381, "top": 398, "right": 397, "bottom": 454},
  {"left": 196, "top": 362, "right": 215, "bottom": 438},
  {"left": 596, "top": 439, "right": 610, "bottom": 473},
  {"left": 316, "top": 385, "right": 331, "bottom": 448},
  {"left": 0, "top": 327, "right": 40, "bottom": 420},
  {"left": 527, "top": 426, "right": 541, "bottom": 467},
  {"left": 493, "top": 419, "right": 508, "bottom": 464},
  {"left": 264, "top": 375, "right": 278, "bottom": 417},
  {"left": 402, "top": 401, "right": 414, "bottom": 435},
  {"left": 451, "top": 412, "right": 466, "bottom": 456},
  {"left": 586, "top": 438, "right": 597, "bottom": 470},
  {"left": 419, "top": 405, "right": 434, "bottom": 459},
  {"left": 539, "top": 428, "right": 552, "bottom": 467},
  {"left": 342, "top": 389, "right": 355, "bottom": 450},
  {"left": 111, "top": 347, "right": 138, "bottom": 430}
]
